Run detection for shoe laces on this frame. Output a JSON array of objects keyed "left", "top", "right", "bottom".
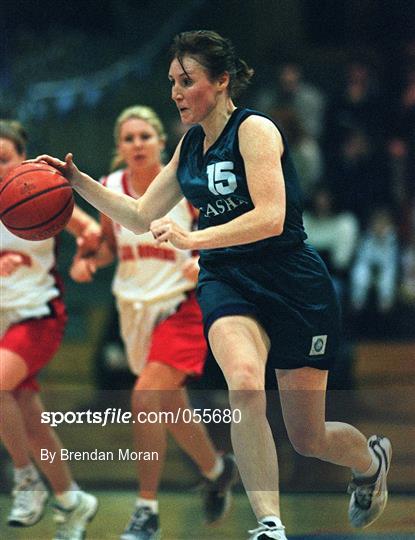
[
  {"left": 127, "top": 506, "right": 153, "bottom": 532},
  {"left": 249, "top": 523, "right": 285, "bottom": 535}
]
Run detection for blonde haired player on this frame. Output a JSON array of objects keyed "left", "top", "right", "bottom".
[
  {"left": 70, "top": 105, "right": 237, "bottom": 540},
  {"left": 0, "top": 120, "right": 99, "bottom": 539}
]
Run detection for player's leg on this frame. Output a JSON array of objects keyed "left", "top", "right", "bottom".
[
  {"left": 208, "top": 315, "right": 286, "bottom": 539},
  {"left": 131, "top": 361, "right": 185, "bottom": 500},
  {"left": 0, "top": 348, "right": 49, "bottom": 526},
  {"left": 131, "top": 361, "right": 226, "bottom": 496},
  {"left": 121, "top": 363, "right": 177, "bottom": 540},
  {"left": 148, "top": 291, "right": 238, "bottom": 525},
  {"left": 15, "top": 387, "right": 98, "bottom": 538},
  {"left": 16, "top": 388, "right": 74, "bottom": 493},
  {"left": 156, "top": 367, "right": 237, "bottom": 525},
  {"left": 0, "top": 349, "right": 32, "bottom": 465},
  {"left": 277, "top": 366, "right": 392, "bottom": 528},
  {"left": 164, "top": 385, "right": 217, "bottom": 474}
]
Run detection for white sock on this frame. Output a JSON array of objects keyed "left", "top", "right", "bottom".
[
  {"left": 55, "top": 482, "right": 80, "bottom": 509},
  {"left": 136, "top": 497, "right": 158, "bottom": 514},
  {"left": 14, "top": 463, "right": 40, "bottom": 484},
  {"left": 203, "top": 455, "right": 224, "bottom": 481},
  {"left": 353, "top": 447, "right": 380, "bottom": 479},
  {"left": 260, "top": 515, "right": 284, "bottom": 529}
]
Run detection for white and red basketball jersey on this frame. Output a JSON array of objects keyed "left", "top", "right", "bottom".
[
  {"left": 102, "top": 170, "right": 196, "bottom": 303},
  {"left": 0, "top": 222, "right": 61, "bottom": 327}
]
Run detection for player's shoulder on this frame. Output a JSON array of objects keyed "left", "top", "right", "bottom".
[
  {"left": 239, "top": 111, "right": 281, "bottom": 137},
  {"left": 238, "top": 111, "right": 283, "bottom": 152}
]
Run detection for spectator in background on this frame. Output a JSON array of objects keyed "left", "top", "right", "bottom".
[
  {"left": 255, "top": 61, "right": 326, "bottom": 139},
  {"left": 401, "top": 237, "right": 415, "bottom": 305},
  {"left": 350, "top": 208, "right": 399, "bottom": 315},
  {"left": 327, "top": 127, "right": 390, "bottom": 227},
  {"left": 324, "top": 60, "right": 385, "bottom": 159},
  {"left": 400, "top": 201, "right": 415, "bottom": 306},
  {"left": 303, "top": 185, "right": 359, "bottom": 304},
  {"left": 273, "top": 107, "right": 323, "bottom": 204},
  {"left": 387, "top": 66, "right": 415, "bottom": 210}
]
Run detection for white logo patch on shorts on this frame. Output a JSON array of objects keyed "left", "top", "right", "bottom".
[{"left": 309, "top": 335, "right": 328, "bottom": 356}]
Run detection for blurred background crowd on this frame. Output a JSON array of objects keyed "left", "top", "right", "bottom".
[
  {"left": 256, "top": 53, "right": 415, "bottom": 341},
  {"left": 1, "top": 0, "right": 414, "bottom": 350}
]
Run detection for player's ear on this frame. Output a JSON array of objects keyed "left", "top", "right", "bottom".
[{"left": 217, "top": 72, "right": 230, "bottom": 92}]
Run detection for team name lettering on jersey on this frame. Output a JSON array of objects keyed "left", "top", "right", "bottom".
[
  {"left": 118, "top": 244, "right": 176, "bottom": 262},
  {"left": 199, "top": 196, "right": 249, "bottom": 218}
]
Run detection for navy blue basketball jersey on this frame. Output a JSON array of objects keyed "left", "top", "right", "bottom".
[{"left": 177, "top": 108, "right": 307, "bottom": 262}]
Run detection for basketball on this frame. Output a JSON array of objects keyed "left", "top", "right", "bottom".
[{"left": 0, "top": 162, "right": 74, "bottom": 240}]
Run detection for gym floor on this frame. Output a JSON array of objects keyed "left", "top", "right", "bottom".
[{"left": 1, "top": 491, "right": 414, "bottom": 539}]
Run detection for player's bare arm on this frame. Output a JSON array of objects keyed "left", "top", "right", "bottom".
[
  {"left": 70, "top": 215, "right": 117, "bottom": 282},
  {"left": 31, "top": 143, "right": 183, "bottom": 235}
]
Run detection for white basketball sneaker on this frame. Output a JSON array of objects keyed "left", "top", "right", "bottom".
[
  {"left": 53, "top": 490, "right": 98, "bottom": 540},
  {"left": 248, "top": 521, "right": 287, "bottom": 540},
  {"left": 7, "top": 476, "right": 49, "bottom": 527},
  {"left": 348, "top": 435, "right": 392, "bottom": 528}
]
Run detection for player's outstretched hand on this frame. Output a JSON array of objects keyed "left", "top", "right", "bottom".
[
  {"left": 26, "top": 153, "right": 83, "bottom": 186},
  {"left": 150, "top": 217, "right": 194, "bottom": 250}
]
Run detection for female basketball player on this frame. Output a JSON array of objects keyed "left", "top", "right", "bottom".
[
  {"left": 32, "top": 31, "right": 392, "bottom": 540},
  {"left": 69, "top": 105, "right": 237, "bottom": 540},
  {"left": 0, "top": 120, "right": 99, "bottom": 540}
]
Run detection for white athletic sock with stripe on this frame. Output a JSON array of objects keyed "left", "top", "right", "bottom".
[
  {"left": 353, "top": 446, "right": 381, "bottom": 479},
  {"left": 55, "top": 482, "right": 80, "bottom": 509},
  {"left": 136, "top": 497, "right": 158, "bottom": 514},
  {"left": 260, "top": 516, "right": 284, "bottom": 529},
  {"left": 203, "top": 455, "right": 224, "bottom": 481}
]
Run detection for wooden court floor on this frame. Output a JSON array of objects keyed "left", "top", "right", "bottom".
[{"left": 1, "top": 491, "right": 414, "bottom": 539}]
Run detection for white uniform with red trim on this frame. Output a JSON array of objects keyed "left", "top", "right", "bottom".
[
  {"left": 103, "top": 170, "right": 196, "bottom": 303},
  {"left": 0, "top": 222, "right": 60, "bottom": 335},
  {"left": 102, "top": 169, "right": 198, "bottom": 375}
]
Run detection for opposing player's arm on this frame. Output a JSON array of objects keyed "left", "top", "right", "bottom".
[
  {"left": 32, "top": 142, "right": 184, "bottom": 235},
  {"left": 153, "top": 115, "right": 285, "bottom": 250},
  {"left": 70, "top": 214, "right": 116, "bottom": 283},
  {"left": 65, "top": 205, "right": 99, "bottom": 237}
]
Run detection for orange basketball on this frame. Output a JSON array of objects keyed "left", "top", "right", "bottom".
[{"left": 0, "top": 162, "right": 74, "bottom": 241}]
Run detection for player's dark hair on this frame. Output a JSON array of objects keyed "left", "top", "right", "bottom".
[
  {"left": 170, "top": 30, "right": 254, "bottom": 98},
  {"left": 0, "top": 120, "right": 28, "bottom": 155}
]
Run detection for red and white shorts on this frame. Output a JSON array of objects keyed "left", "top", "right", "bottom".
[
  {"left": 116, "top": 291, "right": 207, "bottom": 378},
  {"left": 0, "top": 297, "right": 67, "bottom": 392}
]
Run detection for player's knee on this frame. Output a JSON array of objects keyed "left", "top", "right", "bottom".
[
  {"left": 226, "top": 362, "right": 264, "bottom": 391},
  {"left": 289, "top": 431, "right": 325, "bottom": 458},
  {"left": 131, "top": 389, "right": 161, "bottom": 415}
]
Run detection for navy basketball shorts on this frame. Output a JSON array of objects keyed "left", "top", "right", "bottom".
[{"left": 197, "top": 243, "right": 341, "bottom": 370}]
